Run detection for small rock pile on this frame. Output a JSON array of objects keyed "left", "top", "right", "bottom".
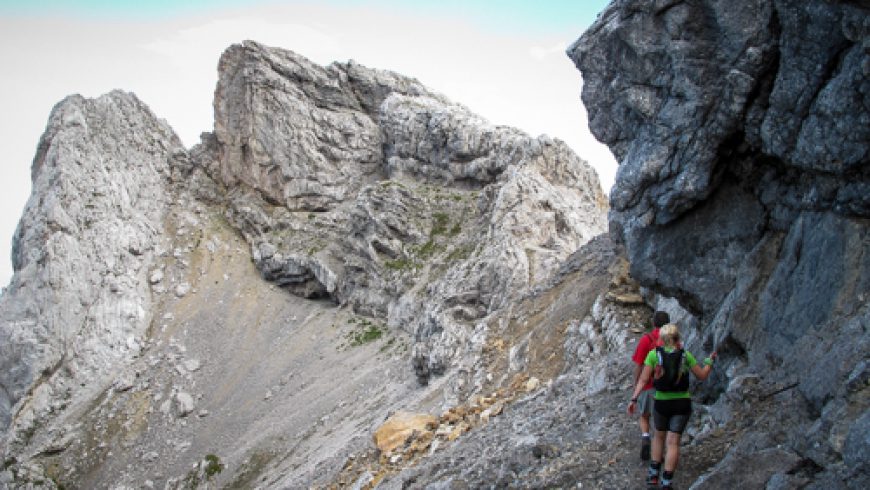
[{"left": 326, "top": 373, "right": 542, "bottom": 489}]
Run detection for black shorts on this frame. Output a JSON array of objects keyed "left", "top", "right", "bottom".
[{"left": 653, "top": 398, "right": 692, "bottom": 433}]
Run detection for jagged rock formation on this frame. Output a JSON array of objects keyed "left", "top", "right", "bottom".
[
  {"left": 570, "top": 0, "right": 869, "bottom": 487},
  {"left": 202, "top": 42, "right": 607, "bottom": 392},
  {"left": 8, "top": 1, "right": 865, "bottom": 484},
  {"left": 333, "top": 237, "right": 679, "bottom": 489},
  {"left": 0, "top": 91, "right": 183, "bottom": 432},
  {"left": 0, "top": 41, "right": 607, "bottom": 488}
]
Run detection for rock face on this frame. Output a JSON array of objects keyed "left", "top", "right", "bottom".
[
  {"left": 570, "top": 0, "right": 869, "bottom": 487},
  {"left": 0, "top": 41, "right": 607, "bottom": 488},
  {"left": 205, "top": 41, "right": 607, "bottom": 389},
  {"left": 373, "top": 411, "right": 438, "bottom": 455},
  {"left": 0, "top": 91, "right": 182, "bottom": 432},
  {"left": 211, "top": 43, "right": 442, "bottom": 212}
]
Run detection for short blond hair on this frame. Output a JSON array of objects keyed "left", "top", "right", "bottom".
[{"left": 659, "top": 323, "right": 681, "bottom": 347}]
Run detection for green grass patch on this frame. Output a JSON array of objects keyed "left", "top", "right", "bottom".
[
  {"left": 384, "top": 257, "right": 418, "bottom": 271},
  {"left": 431, "top": 212, "right": 450, "bottom": 236},
  {"left": 49, "top": 476, "right": 66, "bottom": 490},
  {"left": 346, "top": 317, "right": 386, "bottom": 347},
  {"left": 351, "top": 325, "right": 383, "bottom": 346},
  {"left": 446, "top": 244, "right": 474, "bottom": 262},
  {"left": 306, "top": 239, "right": 326, "bottom": 256},
  {"left": 379, "top": 180, "right": 407, "bottom": 189},
  {"left": 416, "top": 239, "right": 440, "bottom": 259},
  {"left": 204, "top": 454, "right": 224, "bottom": 478},
  {"left": 273, "top": 226, "right": 295, "bottom": 240},
  {"left": 379, "top": 336, "right": 398, "bottom": 353},
  {"left": 181, "top": 453, "right": 225, "bottom": 489},
  {"left": 207, "top": 210, "right": 232, "bottom": 234}
]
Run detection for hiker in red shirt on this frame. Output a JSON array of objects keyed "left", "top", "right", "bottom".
[{"left": 631, "top": 311, "right": 670, "bottom": 461}]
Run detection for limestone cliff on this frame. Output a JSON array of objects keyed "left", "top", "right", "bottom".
[
  {"left": 0, "top": 91, "right": 183, "bottom": 433},
  {"left": 0, "top": 41, "right": 607, "bottom": 488},
  {"left": 570, "top": 0, "right": 869, "bottom": 487},
  {"left": 202, "top": 42, "right": 608, "bottom": 393}
]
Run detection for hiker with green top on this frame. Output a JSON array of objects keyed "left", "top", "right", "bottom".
[
  {"left": 631, "top": 310, "right": 670, "bottom": 461},
  {"left": 628, "top": 323, "right": 716, "bottom": 490}
]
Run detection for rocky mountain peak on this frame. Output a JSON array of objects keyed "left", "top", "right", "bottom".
[
  {"left": 211, "top": 40, "right": 447, "bottom": 211},
  {"left": 0, "top": 41, "right": 608, "bottom": 488},
  {"left": 197, "top": 42, "right": 609, "bottom": 388},
  {"left": 2, "top": 89, "right": 183, "bottom": 432}
]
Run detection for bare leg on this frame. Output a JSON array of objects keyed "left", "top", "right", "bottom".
[
  {"left": 664, "top": 431, "right": 682, "bottom": 471},
  {"left": 652, "top": 430, "right": 666, "bottom": 462},
  {"left": 640, "top": 413, "right": 651, "bottom": 434}
]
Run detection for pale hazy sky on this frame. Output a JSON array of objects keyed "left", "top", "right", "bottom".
[{"left": 0, "top": 0, "right": 615, "bottom": 289}]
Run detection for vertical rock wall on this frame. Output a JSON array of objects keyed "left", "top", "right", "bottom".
[
  {"left": 570, "top": 0, "right": 869, "bottom": 486},
  {"left": 0, "top": 92, "right": 183, "bottom": 438}
]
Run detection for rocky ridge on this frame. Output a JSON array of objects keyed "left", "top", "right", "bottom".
[
  {"left": 0, "top": 41, "right": 608, "bottom": 488},
  {"left": 321, "top": 1, "right": 869, "bottom": 488},
  {"left": 204, "top": 42, "right": 607, "bottom": 394}
]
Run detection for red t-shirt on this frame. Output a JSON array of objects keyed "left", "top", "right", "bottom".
[{"left": 632, "top": 328, "right": 660, "bottom": 391}]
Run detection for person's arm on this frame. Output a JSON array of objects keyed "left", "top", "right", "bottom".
[
  {"left": 632, "top": 362, "right": 643, "bottom": 386},
  {"left": 627, "top": 365, "right": 652, "bottom": 415},
  {"left": 690, "top": 352, "right": 717, "bottom": 381}
]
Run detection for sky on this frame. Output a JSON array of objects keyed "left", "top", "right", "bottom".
[{"left": 0, "top": 0, "right": 615, "bottom": 289}]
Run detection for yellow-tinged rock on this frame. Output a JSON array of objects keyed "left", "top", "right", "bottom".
[
  {"left": 446, "top": 422, "right": 469, "bottom": 442},
  {"left": 440, "top": 406, "right": 469, "bottom": 423},
  {"left": 608, "top": 292, "right": 645, "bottom": 305},
  {"left": 510, "top": 373, "right": 530, "bottom": 391},
  {"left": 408, "top": 430, "right": 435, "bottom": 455},
  {"left": 373, "top": 411, "right": 438, "bottom": 454},
  {"left": 434, "top": 423, "right": 453, "bottom": 438},
  {"left": 440, "top": 410, "right": 461, "bottom": 424},
  {"left": 480, "top": 401, "right": 505, "bottom": 423},
  {"left": 525, "top": 377, "right": 541, "bottom": 392}
]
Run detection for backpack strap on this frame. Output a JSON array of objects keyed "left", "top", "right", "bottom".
[{"left": 677, "top": 348, "right": 686, "bottom": 381}]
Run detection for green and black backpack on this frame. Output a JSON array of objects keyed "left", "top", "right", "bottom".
[{"left": 653, "top": 347, "right": 689, "bottom": 392}]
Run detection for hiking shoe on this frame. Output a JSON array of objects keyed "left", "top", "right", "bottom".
[
  {"left": 641, "top": 436, "right": 651, "bottom": 461},
  {"left": 646, "top": 474, "right": 659, "bottom": 488}
]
